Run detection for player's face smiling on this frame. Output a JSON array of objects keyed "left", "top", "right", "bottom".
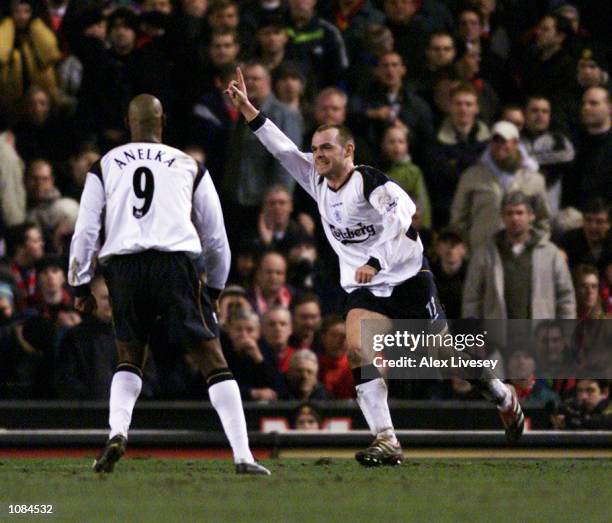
[{"left": 311, "top": 129, "right": 345, "bottom": 178}]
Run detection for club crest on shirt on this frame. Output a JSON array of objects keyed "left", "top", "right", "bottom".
[{"left": 329, "top": 223, "right": 376, "bottom": 244}]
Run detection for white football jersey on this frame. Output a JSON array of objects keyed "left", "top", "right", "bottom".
[
  {"left": 68, "top": 142, "right": 230, "bottom": 292},
  {"left": 250, "top": 115, "right": 424, "bottom": 297}
]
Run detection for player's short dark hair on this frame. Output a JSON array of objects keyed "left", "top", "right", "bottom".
[
  {"left": 4, "top": 222, "right": 41, "bottom": 258},
  {"left": 428, "top": 30, "right": 455, "bottom": 46},
  {"left": 107, "top": 7, "right": 139, "bottom": 33},
  {"left": 525, "top": 94, "right": 551, "bottom": 108},
  {"left": 314, "top": 124, "right": 354, "bottom": 147},
  {"left": 458, "top": 7, "right": 484, "bottom": 24},
  {"left": 501, "top": 191, "right": 534, "bottom": 213},
  {"left": 436, "top": 228, "right": 465, "bottom": 246},
  {"left": 290, "top": 292, "right": 321, "bottom": 313},
  {"left": 582, "top": 198, "right": 610, "bottom": 219}
]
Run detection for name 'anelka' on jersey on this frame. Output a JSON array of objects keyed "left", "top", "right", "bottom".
[{"left": 112, "top": 147, "right": 176, "bottom": 170}]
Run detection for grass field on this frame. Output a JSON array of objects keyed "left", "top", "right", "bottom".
[{"left": 0, "top": 458, "right": 610, "bottom": 522}]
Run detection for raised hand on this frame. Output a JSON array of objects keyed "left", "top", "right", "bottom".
[{"left": 225, "top": 67, "right": 259, "bottom": 122}]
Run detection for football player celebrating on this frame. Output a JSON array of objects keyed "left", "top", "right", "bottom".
[{"left": 226, "top": 68, "right": 524, "bottom": 466}]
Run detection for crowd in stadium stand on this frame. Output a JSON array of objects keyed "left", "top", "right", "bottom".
[{"left": 0, "top": 0, "right": 610, "bottom": 426}]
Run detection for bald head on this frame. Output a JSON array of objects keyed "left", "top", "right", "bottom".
[{"left": 127, "top": 94, "right": 164, "bottom": 141}]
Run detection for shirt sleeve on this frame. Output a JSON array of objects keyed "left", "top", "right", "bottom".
[
  {"left": 249, "top": 113, "right": 317, "bottom": 199},
  {"left": 68, "top": 172, "right": 105, "bottom": 295},
  {"left": 366, "top": 180, "right": 416, "bottom": 270},
  {"left": 192, "top": 166, "right": 231, "bottom": 295}
]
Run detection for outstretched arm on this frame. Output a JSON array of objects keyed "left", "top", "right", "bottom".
[{"left": 226, "top": 68, "right": 316, "bottom": 198}]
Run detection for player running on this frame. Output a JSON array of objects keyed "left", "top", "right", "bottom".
[
  {"left": 226, "top": 68, "right": 524, "bottom": 466},
  {"left": 69, "top": 94, "right": 269, "bottom": 475}
]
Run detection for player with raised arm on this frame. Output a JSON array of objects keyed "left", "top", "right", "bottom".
[
  {"left": 226, "top": 69, "right": 524, "bottom": 466},
  {"left": 69, "top": 94, "right": 270, "bottom": 475}
]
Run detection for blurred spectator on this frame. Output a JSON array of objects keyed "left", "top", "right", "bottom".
[
  {"left": 3, "top": 222, "right": 44, "bottom": 305},
  {"left": 222, "top": 61, "right": 303, "bottom": 238},
  {"left": 381, "top": 123, "right": 431, "bottom": 228},
  {"left": 292, "top": 402, "right": 322, "bottom": 430},
  {"left": 517, "top": 14, "right": 576, "bottom": 107},
  {"left": 62, "top": 143, "right": 100, "bottom": 200},
  {"left": 227, "top": 239, "right": 258, "bottom": 289},
  {"left": 224, "top": 309, "right": 284, "bottom": 400},
  {"left": 453, "top": 46, "right": 499, "bottom": 126},
  {"left": 256, "top": 185, "right": 306, "bottom": 255},
  {"left": 281, "top": 348, "right": 329, "bottom": 400},
  {"left": 249, "top": 251, "right": 293, "bottom": 316},
  {"left": 463, "top": 191, "right": 576, "bottom": 319},
  {"left": 286, "top": 233, "right": 322, "bottom": 294},
  {"left": 261, "top": 305, "right": 296, "bottom": 374},
  {"left": 54, "top": 275, "right": 155, "bottom": 400},
  {"left": 189, "top": 64, "right": 239, "bottom": 183},
  {"left": 321, "top": 0, "right": 384, "bottom": 65},
  {"left": 284, "top": 0, "right": 349, "bottom": 93},
  {"left": 0, "top": 123, "right": 26, "bottom": 228},
  {"left": 239, "top": 0, "right": 288, "bottom": 57},
  {"left": 500, "top": 105, "right": 525, "bottom": 132},
  {"left": 0, "top": 0, "right": 61, "bottom": 109},
  {"left": 25, "top": 159, "right": 79, "bottom": 241},
  {"left": 506, "top": 349, "right": 560, "bottom": 403},
  {"left": 381, "top": 0, "right": 454, "bottom": 70},
  {"left": 521, "top": 95, "right": 575, "bottom": 213},
  {"left": 253, "top": 12, "right": 289, "bottom": 73},
  {"left": 550, "top": 378, "right": 612, "bottom": 429},
  {"left": 273, "top": 62, "right": 306, "bottom": 112},
  {"left": 451, "top": 121, "right": 550, "bottom": 251},
  {"left": 352, "top": 51, "right": 434, "bottom": 161},
  {"left": 431, "top": 228, "right": 467, "bottom": 319},
  {"left": 412, "top": 31, "right": 456, "bottom": 101},
  {"left": 13, "top": 86, "right": 70, "bottom": 164},
  {"left": 564, "top": 87, "right": 612, "bottom": 209},
  {"left": 559, "top": 199, "right": 611, "bottom": 273},
  {"left": 207, "top": 0, "right": 240, "bottom": 32},
  {"left": 318, "top": 314, "right": 353, "bottom": 399},
  {"left": 31, "top": 255, "right": 79, "bottom": 329},
  {"left": 534, "top": 320, "right": 576, "bottom": 399},
  {"left": 289, "top": 292, "right": 321, "bottom": 349},
  {"left": 427, "top": 82, "right": 490, "bottom": 227},
  {"left": 573, "top": 264, "right": 607, "bottom": 320},
  {"left": 218, "top": 285, "right": 253, "bottom": 329}
]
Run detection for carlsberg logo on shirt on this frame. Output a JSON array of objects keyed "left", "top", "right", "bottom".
[{"left": 329, "top": 223, "right": 376, "bottom": 244}]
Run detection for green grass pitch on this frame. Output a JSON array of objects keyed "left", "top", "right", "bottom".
[{"left": 0, "top": 458, "right": 610, "bottom": 522}]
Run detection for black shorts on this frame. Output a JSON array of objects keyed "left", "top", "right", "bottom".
[
  {"left": 103, "top": 250, "right": 219, "bottom": 345},
  {"left": 344, "top": 259, "right": 446, "bottom": 324}
]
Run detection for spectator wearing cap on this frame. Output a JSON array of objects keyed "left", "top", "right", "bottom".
[
  {"left": 292, "top": 403, "right": 322, "bottom": 430},
  {"left": 431, "top": 229, "right": 467, "bottom": 319},
  {"left": 521, "top": 95, "right": 575, "bottom": 213},
  {"left": 318, "top": 315, "right": 354, "bottom": 399},
  {"left": 564, "top": 87, "right": 612, "bottom": 210},
  {"left": 559, "top": 198, "right": 611, "bottom": 274},
  {"left": 284, "top": 0, "right": 349, "bottom": 93},
  {"left": 426, "top": 82, "right": 490, "bottom": 227},
  {"left": 462, "top": 191, "right": 575, "bottom": 320},
  {"left": 451, "top": 120, "right": 551, "bottom": 251},
  {"left": 75, "top": 6, "right": 140, "bottom": 150},
  {"left": 380, "top": 123, "right": 432, "bottom": 229},
  {"left": 281, "top": 348, "right": 329, "bottom": 400},
  {"left": 516, "top": 13, "right": 576, "bottom": 108},
  {"left": 0, "top": 120, "right": 26, "bottom": 228},
  {"left": 0, "top": 0, "right": 61, "bottom": 108},
  {"left": 3, "top": 222, "right": 44, "bottom": 305},
  {"left": 253, "top": 13, "right": 289, "bottom": 73}
]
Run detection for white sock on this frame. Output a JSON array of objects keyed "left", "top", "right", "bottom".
[
  {"left": 109, "top": 371, "right": 142, "bottom": 439},
  {"left": 487, "top": 379, "right": 512, "bottom": 411},
  {"left": 209, "top": 380, "right": 254, "bottom": 464},
  {"left": 355, "top": 378, "right": 398, "bottom": 445}
]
